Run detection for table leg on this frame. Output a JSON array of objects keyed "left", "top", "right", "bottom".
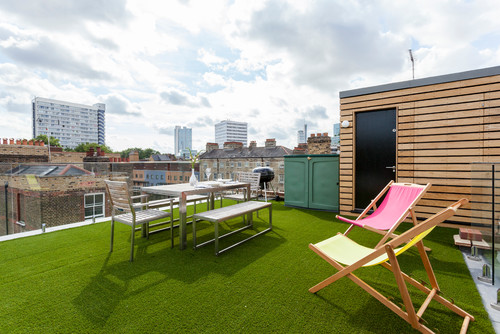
[
  {"left": 179, "top": 192, "right": 187, "bottom": 250},
  {"left": 210, "top": 192, "right": 215, "bottom": 210},
  {"left": 141, "top": 191, "right": 147, "bottom": 238}
]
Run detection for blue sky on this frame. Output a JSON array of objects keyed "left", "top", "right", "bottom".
[{"left": 0, "top": 0, "right": 499, "bottom": 152}]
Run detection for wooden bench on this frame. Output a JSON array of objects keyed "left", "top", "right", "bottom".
[{"left": 192, "top": 201, "right": 272, "bottom": 255}]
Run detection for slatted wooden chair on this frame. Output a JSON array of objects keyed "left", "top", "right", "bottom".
[
  {"left": 309, "top": 199, "right": 474, "bottom": 333},
  {"left": 105, "top": 180, "right": 173, "bottom": 261},
  {"left": 221, "top": 172, "right": 261, "bottom": 206}
]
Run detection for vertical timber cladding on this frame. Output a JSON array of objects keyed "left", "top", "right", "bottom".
[{"left": 339, "top": 66, "right": 500, "bottom": 228}]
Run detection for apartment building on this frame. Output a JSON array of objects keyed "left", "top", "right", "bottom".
[
  {"left": 32, "top": 97, "right": 105, "bottom": 149},
  {"left": 214, "top": 120, "right": 248, "bottom": 147}
]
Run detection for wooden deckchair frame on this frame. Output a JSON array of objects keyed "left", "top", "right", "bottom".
[
  {"left": 341, "top": 181, "right": 432, "bottom": 248},
  {"left": 310, "top": 199, "right": 474, "bottom": 334}
]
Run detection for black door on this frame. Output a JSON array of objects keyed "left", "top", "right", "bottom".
[{"left": 355, "top": 108, "right": 396, "bottom": 210}]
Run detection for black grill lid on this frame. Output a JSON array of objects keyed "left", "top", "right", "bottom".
[{"left": 252, "top": 167, "right": 275, "bottom": 183}]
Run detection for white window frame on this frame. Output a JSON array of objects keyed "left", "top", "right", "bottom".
[{"left": 85, "top": 193, "right": 105, "bottom": 220}]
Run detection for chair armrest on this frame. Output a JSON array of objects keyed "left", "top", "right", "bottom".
[{"left": 131, "top": 194, "right": 149, "bottom": 201}]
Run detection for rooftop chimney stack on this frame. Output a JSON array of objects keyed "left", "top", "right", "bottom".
[{"left": 265, "top": 138, "right": 276, "bottom": 149}]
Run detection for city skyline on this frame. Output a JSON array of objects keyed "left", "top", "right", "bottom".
[{"left": 0, "top": 1, "right": 499, "bottom": 152}]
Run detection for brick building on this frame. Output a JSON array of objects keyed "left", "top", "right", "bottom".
[
  {"left": 0, "top": 166, "right": 111, "bottom": 235},
  {"left": 199, "top": 139, "right": 292, "bottom": 193},
  {"left": 131, "top": 161, "right": 197, "bottom": 187}
]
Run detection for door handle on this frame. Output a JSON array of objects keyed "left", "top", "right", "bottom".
[{"left": 386, "top": 166, "right": 396, "bottom": 173}]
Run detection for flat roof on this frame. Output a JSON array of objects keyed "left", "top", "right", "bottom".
[{"left": 340, "top": 65, "right": 500, "bottom": 98}]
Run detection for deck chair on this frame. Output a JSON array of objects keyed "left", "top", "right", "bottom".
[
  {"left": 105, "top": 180, "right": 173, "bottom": 262},
  {"left": 338, "top": 181, "right": 431, "bottom": 248},
  {"left": 309, "top": 199, "right": 474, "bottom": 333}
]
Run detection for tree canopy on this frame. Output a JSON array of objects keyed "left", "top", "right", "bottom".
[
  {"left": 120, "top": 147, "right": 160, "bottom": 159},
  {"left": 68, "top": 143, "right": 114, "bottom": 153},
  {"left": 34, "top": 135, "right": 61, "bottom": 147}
]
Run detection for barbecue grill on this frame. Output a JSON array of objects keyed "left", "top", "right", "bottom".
[
  {"left": 252, "top": 167, "right": 275, "bottom": 201},
  {"left": 252, "top": 167, "right": 274, "bottom": 185}
]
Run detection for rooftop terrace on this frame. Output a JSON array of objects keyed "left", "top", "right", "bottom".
[{"left": 0, "top": 201, "right": 495, "bottom": 333}]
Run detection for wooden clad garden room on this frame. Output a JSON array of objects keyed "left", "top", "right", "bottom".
[{"left": 338, "top": 65, "right": 500, "bottom": 229}]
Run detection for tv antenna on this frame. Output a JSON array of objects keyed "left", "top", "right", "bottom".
[{"left": 409, "top": 49, "right": 415, "bottom": 79}]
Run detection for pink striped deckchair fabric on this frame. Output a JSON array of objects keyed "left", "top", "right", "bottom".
[{"left": 337, "top": 185, "right": 425, "bottom": 230}]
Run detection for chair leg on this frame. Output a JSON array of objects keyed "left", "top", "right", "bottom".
[
  {"left": 193, "top": 219, "right": 197, "bottom": 249},
  {"left": 130, "top": 224, "right": 135, "bottom": 262},
  {"left": 269, "top": 205, "right": 272, "bottom": 229},
  {"left": 110, "top": 219, "right": 115, "bottom": 253},
  {"left": 170, "top": 202, "right": 174, "bottom": 249}
]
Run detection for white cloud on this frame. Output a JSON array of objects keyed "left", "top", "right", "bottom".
[{"left": 0, "top": 0, "right": 499, "bottom": 151}]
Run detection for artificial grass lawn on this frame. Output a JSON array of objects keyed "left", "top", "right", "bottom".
[{"left": 0, "top": 201, "right": 495, "bottom": 333}]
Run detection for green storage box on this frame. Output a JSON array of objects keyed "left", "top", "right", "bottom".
[{"left": 284, "top": 154, "right": 339, "bottom": 211}]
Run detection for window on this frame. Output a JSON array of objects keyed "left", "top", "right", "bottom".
[
  {"left": 237, "top": 162, "right": 242, "bottom": 168},
  {"left": 174, "top": 176, "right": 177, "bottom": 181},
  {"left": 256, "top": 162, "right": 262, "bottom": 167},
  {"left": 85, "top": 193, "right": 104, "bottom": 220},
  {"left": 220, "top": 162, "right": 225, "bottom": 168},
  {"left": 245, "top": 162, "right": 249, "bottom": 167},
  {"left": 265, "top": 161, "right": 270, "bottom": 167},
  {"left": 279, "top": 174, "right": 284, "bottom": 184},
  {"left": 279, "top": 163, "right": 284, "bottom": 169},
  {"left": 213, "top": 162, "right": 217, "bottom": 168},
  {"left": 230, "top": 162, "right": 234, "bottom": 168}
]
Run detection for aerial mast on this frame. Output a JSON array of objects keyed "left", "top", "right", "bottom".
[{"left": 409, "top": 49, "right": 415, "bottom": 80}]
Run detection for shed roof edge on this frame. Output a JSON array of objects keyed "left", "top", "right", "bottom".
[{"left": 339, "top": 65, "right": 500, "bottom": 99}]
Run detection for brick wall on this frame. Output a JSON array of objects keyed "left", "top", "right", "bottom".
[
  {"left": 0, "top": 174, "right": 110, "bottom": 235},
  {"left": 0, "top": 144, "right": 48, "bottom": 156},
  {"left": 307, "top": 133, "right": 331, "bottom": 154}
]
